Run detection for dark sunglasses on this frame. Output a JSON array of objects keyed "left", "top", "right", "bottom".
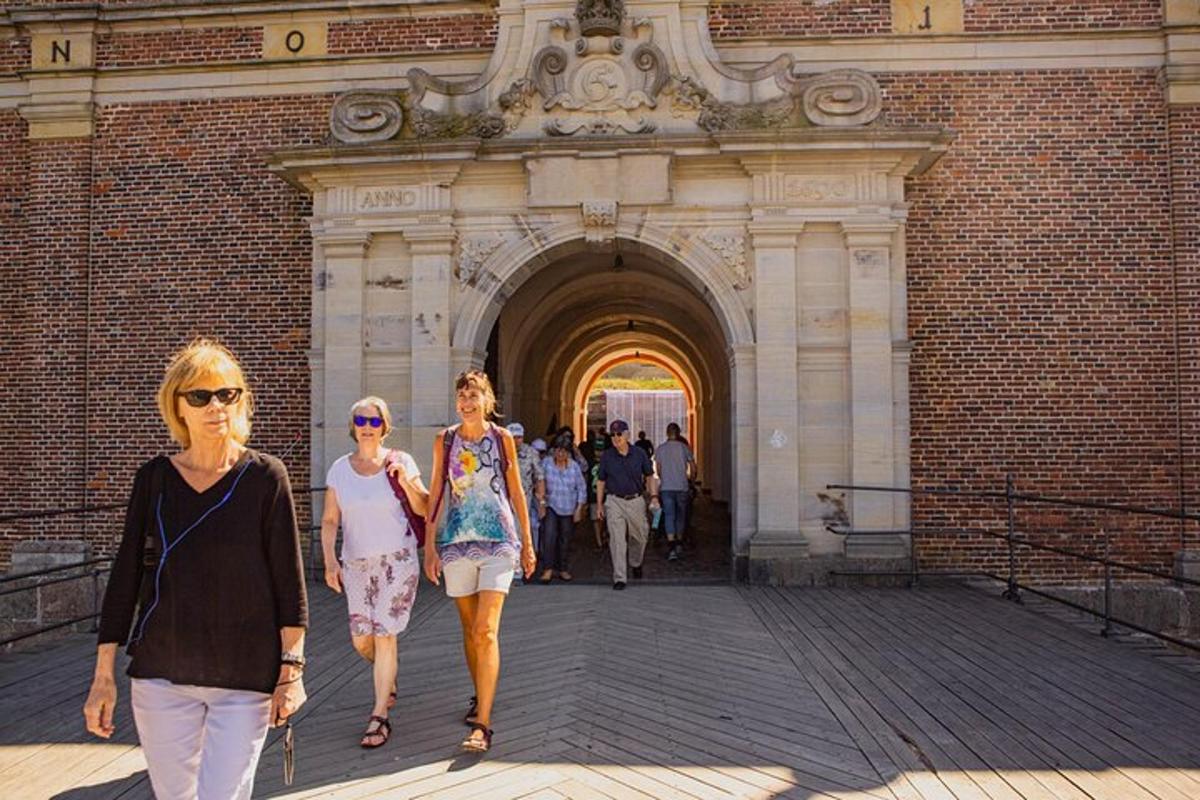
[
  {"left": 177, "top": 387, "right": 243, "bottom": 408},
  {"left": 353, "top": 415, "right": 384, "bottom": 428}
]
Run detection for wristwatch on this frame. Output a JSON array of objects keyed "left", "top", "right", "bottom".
[{"left": 280, "top": 652, "right": 306, "bottom": 669}]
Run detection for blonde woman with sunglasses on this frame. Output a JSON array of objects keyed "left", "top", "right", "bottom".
[
  {"left": 320, "top": 397, "right": 429, "bottom": 748},
  {"left": 85, "top": 338, "right": 308, "bottom": 800}
]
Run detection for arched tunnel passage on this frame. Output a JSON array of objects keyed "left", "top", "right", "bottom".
[{"left": 481, "top": 246, "right": 737, "bottom": 582}]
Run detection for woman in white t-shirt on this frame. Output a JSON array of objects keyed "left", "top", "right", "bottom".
[{"left": 320, "top": 396, "right": 428, "bottom": 749}]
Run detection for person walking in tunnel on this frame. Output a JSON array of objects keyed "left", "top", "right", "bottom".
[
  {"left": 508, "top": 422, "right": 546, "bottom": 569},
  {"left": 655, "top": 422, "right": 696, "bottom": 562},
  {"left": 425, "top": 370, "right": 536, "bottom": 752},
  {"left": 596, "top": 419, "right": 659, "bottom": 589},
  {"left": 538, "top": 436, "right": 589, "bottom": 583},
  {"left": 581, "top": 428, "right": 608, "bottom": 549},
  {"left": 321, "top": 396, "right": 428, "bottom": 748}
]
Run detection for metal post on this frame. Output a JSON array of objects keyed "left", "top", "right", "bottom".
[
  {"left": 909, "top": 528, "right": 920, "bottom": 590},
  {"left": 91, "top": 568, "right": 100, "bottom": 633},
  {"left": 1101, "top": 527, "right": 1113, "bottom": 638},
  {"left": 1003, "top": 473, "right": 1020, "bottom": 602}
]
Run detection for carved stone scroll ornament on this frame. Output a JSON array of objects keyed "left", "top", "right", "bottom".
[
  {"left": 409, "top": 80, "right": 533, "bottom": 140},
  {"left": 668, "top": 69, "right": 882, "bottom": 132},
  {"left": 456, "top": 233, "right": 509, "bottom": 287},
  {"left": 798, "top": 70, "right": 882, "bottom": 127},
  {"left": 667, "top": 76, "right": 795, "bottom": 132},
  {"left": 700, "top": 229, "right": 750, "bottom": 288},
  {"left": 330, "top": 92, "right": 404, "bottom": 143}
]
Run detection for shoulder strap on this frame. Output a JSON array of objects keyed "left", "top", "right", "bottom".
[
  {"left": 493, "top": 426, "right": 511, "bottom": 480},
  {"left": 429, "top": 426, "right": 458, "bottom": 526}
]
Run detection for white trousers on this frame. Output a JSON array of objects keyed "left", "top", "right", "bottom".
[{"left": 131, "top": 678, "right": 272, "bottom": 800}]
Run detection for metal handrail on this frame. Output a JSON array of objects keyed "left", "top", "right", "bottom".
[
  {"left": 825, "top": 483, "right": 1200, "bottom": 523},
  {"left": 829, "top": 478, "right": 1200, "bottom": 651},
  {"left": 0, "top": 503, "right": 125, "bottom": 525},
  {"left": 0, "top": 486, "right": 328, "bottom": 525},
  {"left": 0, "top": 557, "right": 114, "bottom": 585}
]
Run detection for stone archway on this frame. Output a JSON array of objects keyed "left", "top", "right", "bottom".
[{"left": 268, "top": 0, "right": 951, "bottom": 582}]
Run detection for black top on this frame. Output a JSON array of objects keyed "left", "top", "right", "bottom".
[
  {"left": 98, "top": 450, "right": 309, "bottom": 694},
  {"left": 596, "top": 446, "right": 654, "bottom": 497}
]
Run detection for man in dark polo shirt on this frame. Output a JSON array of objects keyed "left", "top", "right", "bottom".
[{"left": 596, "top": 419, "right": 659, "bottom": 589}]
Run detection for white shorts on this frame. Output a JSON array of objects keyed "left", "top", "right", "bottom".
[{"left": 442, "top": 554, "right": 516, "bottom": 598}]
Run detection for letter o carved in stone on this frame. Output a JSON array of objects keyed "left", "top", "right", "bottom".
[{"left": 330, "top": 92, "right": 404, "bottom": 144}]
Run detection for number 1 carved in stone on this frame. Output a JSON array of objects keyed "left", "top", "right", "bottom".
[{"left": 917, "top": 5, "right": 932, "bottom": 31}]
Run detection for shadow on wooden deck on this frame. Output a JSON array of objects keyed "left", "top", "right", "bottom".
[{"left": 3, "top": 581, "right": 1200, "bottom": 799}]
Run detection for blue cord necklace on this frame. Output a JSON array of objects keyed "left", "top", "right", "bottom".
[{"left": 131, "top": 455, "right": 255, "bottom": 644}]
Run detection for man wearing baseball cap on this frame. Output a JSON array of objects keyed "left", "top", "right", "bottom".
[{"left": 595, "top": 419, "right": 658, "bottom": 589}]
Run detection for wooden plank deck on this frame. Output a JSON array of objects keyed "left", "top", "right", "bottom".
[{"left": 1, "top": 582, "right": 1199, "bottom": 799}]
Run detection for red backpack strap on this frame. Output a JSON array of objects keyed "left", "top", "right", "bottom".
[
  {"left": 429, "top": 425, "right": 458, "bottom": 524},
  {"left": 493, "top": 425, "right": 511, "bottom": 482}
]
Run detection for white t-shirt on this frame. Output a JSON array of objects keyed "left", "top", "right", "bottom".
[{"left": 326, "top": 450, "right": 420, "bottom": 560}]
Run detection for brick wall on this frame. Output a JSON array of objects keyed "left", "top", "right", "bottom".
[
  {"left": 0, "top": 33, "right": 29, "bottom": 75},
  {"left": 709, "top": 0, "right": 1161, "bottom": 40},
  {"left": 0, "top": 111, "right": 28, "bottom": 536},
  {"left": 96, "top": 27, "right": 262, "bottom": 68},
  {"left": 1171, "top": 106, "right": 1200, "bottom": 551},
  {"left": 0, "top": 97, "right": 329, "bottom": 568},
  {"left": 890, "top": 69, "right": 1183, "bottom": 582},
  {"left": 709, "top": 0, "right": 890, "bottom": 39},
  {"left": 328, "top": 14, "right": 498, "bottom": 55},
  {"left": 963, "top": 1, "right": 1161, "bottom": 33}
]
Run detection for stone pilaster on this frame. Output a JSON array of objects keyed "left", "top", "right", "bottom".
[
  {"left": 746, "top": 222, "right": 808, "bottom": 577},
  {"left": 406, "top": 225, "right": 456, "bottom": 467},
  {"left": 313, "top": 229, "right": 371, "bottom": 476},
  {"left": 730, "top": 343, "right": 758, "bottom": 576},
  {"left": 842, "top": 224, "right": 905, "bottom": 558}
]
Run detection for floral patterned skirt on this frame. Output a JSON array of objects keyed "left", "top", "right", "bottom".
[{"left": 341, "top": 548, "right": 419, "bottom": 637}]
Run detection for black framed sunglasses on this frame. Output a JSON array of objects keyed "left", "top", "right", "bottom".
[
  {"left": 353, "top": 415, "right": 384, "bottom": 428},
  {"left": 177, "top": 387, "right": 243, "bottom": 408}
]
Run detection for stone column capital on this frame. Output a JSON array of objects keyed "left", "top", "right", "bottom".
[
  {"left": 840, "top": 222, "right": 899, "bottom": 249},
  {"left": 404, "top": 226, "right": 456, "bottom": 255},
  {"left": 746, "top": 221, "right": 802, "bottom": 248},
  {"left": 313, "top": 228, "right": 373, "bottom": 256}
]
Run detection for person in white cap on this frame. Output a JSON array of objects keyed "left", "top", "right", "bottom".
[{"left": 508, "top": 423, "right": 546, "bottom": 560}]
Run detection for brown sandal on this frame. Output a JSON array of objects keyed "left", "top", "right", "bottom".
[
  {"left": 463, "top": 695, "right": 478, "bottom": 725},
  {"left": 360, "top": 715, "right": 390, "bottom": 748},
  {"left": 460, "top": 722, "right": 493, "bottom": 752}
]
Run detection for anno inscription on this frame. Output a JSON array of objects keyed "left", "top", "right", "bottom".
[{"left": 358, "top": 187, "right": 419, "bottom": 211}]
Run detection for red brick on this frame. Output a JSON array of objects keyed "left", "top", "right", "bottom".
[
  {"left": 96, "top": 27, "right": 262, "bottom": 68},
  {"left": 328, "top": 15, "right": 498, "bottom": 55}
]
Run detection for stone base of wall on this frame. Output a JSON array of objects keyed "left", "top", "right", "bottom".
[
  {"left": 1036, "top": 585, "right": 1200, "bottom": 644},
  {"left": 0, "top": 539, "right": 103, "bottom": 650},
  {"left": 745, "top": 552, "right": 913, "bottom": 587}
]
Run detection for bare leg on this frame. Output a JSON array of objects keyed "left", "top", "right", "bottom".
[
  {"left": 465, "top": 590, "right": 506, "bottom": 744},
  {"left": 370, "top": 635, "right": 398, "bottom": 718},
  {"left": 454, "top": 594, "right": 481, "bottom": 718},
  {"left": 351, "top": 634, "right": 375, "bottom": 663}
]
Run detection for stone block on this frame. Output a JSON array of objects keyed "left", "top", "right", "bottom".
[{"left": 1175, "top": 550, "right": 1200, "bottom": 582}]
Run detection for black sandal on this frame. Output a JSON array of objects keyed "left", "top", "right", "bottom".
[
  {"left": 460, "top": 722, "right": 493, "bottom": 752},
  {"left": 463, "top": 695, "right": 478, "bottom": 725},
  {"left": 360, "top": 715, "right": 390, "bottom": 749}
]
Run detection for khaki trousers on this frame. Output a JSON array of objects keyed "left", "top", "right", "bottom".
[{"left": 605, "top": 494, "right": 648, "bottom": 583}]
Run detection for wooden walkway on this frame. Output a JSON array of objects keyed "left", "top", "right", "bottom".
[{"left": 2, "top": 582, "right": 1199, "bottom": 799}]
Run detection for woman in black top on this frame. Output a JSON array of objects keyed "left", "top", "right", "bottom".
[{"left": 83, "top": 339, "right": 308, "bottom": 800}]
